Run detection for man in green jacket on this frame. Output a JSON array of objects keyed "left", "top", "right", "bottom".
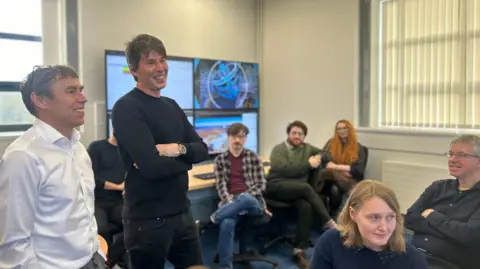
[{"left": 266, "top": 120, "right": 337, "bottom": 269}]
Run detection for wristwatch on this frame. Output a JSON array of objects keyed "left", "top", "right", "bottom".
[{"left": 178, "top": 143, "right": 187, "bottom": 155}]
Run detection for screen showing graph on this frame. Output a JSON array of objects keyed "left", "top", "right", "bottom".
[
  {"left": 194, "top": 59, "right": 259, "bottom": 109},
  {"left": 194, "top": 111, "right": 258, "bottom": 154},
  {"left": 105, "top": 51, "right": 194, "bottom": 110}
]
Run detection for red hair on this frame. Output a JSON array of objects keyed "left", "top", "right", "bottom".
[{"left": 329, "top": 119, "right": 358, "bottom": 165}]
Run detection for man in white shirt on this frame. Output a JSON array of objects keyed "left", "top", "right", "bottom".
[{"left": 0, "top": 65, "right": 104, "bottom": 269}]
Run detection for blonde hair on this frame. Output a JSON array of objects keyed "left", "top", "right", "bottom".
[{"left": 337, "top": 180, "right": 406, "bottom": 253}]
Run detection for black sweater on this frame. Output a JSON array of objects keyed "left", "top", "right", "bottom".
[
  {"left": 111, "top": 88, "right": 209, "bottom": 219},
  {"left": 87, "top": 139, "right": 124, "bottom": 204}
]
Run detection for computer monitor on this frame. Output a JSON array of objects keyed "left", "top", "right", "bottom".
[
  {"left": 194, "top": 110, "right": 258, "bottom": 154},
  {"left": 184, "top": 110, "right": 194, "bottom": 126},
  {"left": 194, "top": 58, "right": 259, "bottom": 109},
  {"left": 105, "top": 50, "right": 194, "bottom": 110}
]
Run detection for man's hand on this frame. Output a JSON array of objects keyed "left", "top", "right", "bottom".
[
  {"left": 265, "top": 208, "right": 273, "bottom": 217},
  {"left": 156, "top": 143, "right": 181, "bottom": 157},
  {"left": 308, "top": 155, "right": 321, "bottom": 168},
  {"left": 421, "top": 208, "right": 435, "bottom": 218},
  {"left": 117, "top": 182, "right": 125, "bottom": 192}
]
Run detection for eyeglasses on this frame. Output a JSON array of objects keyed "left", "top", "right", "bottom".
[
  {"left": 336, "top": 127, "right": 348, "bottom": 131},
  {"left": 232, "top": 134, "right": 247, "bottom": 139},
  {"left": 446, "top": 151, "right": 480, "bottom": 158},
  {"left": 290, "top": 131, "right": 305, "bottom": 136}
]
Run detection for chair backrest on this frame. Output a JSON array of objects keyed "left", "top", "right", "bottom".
[
  {"left": 98, "top": 234, "right": 108, "bottom": 255},
  {"left": 363, "top": 145, "right": 369, "bottom": 169}
]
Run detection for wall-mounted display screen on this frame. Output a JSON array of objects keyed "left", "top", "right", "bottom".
[{"left": 194, "top": 59, "right": 259, "bottom": 109}]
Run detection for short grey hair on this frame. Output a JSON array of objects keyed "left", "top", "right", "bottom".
[
  {"left": 20, "top": 65, "right": 79, "bottom": 116},
  {"left": 450, "top": 134, "right": 480, "bottom": 156}
]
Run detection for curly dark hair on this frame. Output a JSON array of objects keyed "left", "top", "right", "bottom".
[{"left": 286, "top": 120, "right": 308, "bottom": 136}]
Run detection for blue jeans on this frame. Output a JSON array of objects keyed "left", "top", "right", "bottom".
[{"left": 213, "top": 193, "right": 264, "bottom": 269}]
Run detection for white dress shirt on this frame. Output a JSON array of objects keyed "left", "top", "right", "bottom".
[{"left": 0, "top": 119, "right": 98, "bottom": 269}]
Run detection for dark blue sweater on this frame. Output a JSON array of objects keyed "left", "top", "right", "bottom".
[{"left": 310, "top": 229, "right": 428, "bottom": 269}]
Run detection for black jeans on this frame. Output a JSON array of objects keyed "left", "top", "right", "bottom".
[
  {"left": 266, "top": 180, "right": 331, "bottom": 249},
  {"left": 123, "top": 209, "right": 203, "bottom": 269},
  {"left": 95, "top": 200, "right": 125, "bottom": 265}
]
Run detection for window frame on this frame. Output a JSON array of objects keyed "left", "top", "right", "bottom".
[
  {"left": 358, "top": 0, "right": 480, "bottom": 134},
  {"left": 0, "top": 0, "right": 73, "bottom": 134},
  {"left": 0, "top": 31, "right": 41, "bottom": 132}
]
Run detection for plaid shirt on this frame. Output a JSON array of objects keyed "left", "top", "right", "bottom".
[{"left": 214, "top": 149, "right": 267, "bottom": 208}]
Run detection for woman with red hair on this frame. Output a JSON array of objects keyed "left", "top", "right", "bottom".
[{"left": 321, "top": 119, "right": 368, "bottom": 216}]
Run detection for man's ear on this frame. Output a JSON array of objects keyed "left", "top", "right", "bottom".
[
  {"left": 128, "top": 65, "right": 137, "bottom": 77},
  {"left": 30, "top": 93, "right": 49, "bottom": 111}
]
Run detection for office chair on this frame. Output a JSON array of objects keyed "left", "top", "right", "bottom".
[
  {"left": 214, "top": 214, "right": 279, "bottom": 269},
  {"left": 258, "top": 198, "right": 296, "bottom": 252},
  {"left": 257, "top": 198, "right": 315, "bottom": 254},
  {"left": 98, "top": 234, "right": 108, "bottom": 255}
]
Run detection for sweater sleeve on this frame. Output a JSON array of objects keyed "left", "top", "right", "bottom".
[
  {"left": 309, "top": 144, "right": 332, "bottom": 168},
  {"left": 112, "top": 97, "right": 191, "bottom": 180},
  {"left": 167, "top": 98, "right": 209, "bottom": 164},
  {"left": 269, "top": 144, "right": 310, "bottom": 178}
]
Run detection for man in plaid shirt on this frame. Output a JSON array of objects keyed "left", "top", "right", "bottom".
[{"left": 198, "top": 123, "right": 271, "bottom": 269}]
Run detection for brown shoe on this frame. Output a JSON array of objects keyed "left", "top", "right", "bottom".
[{"left": 292, "top": 251, "right": 309, "bottom": 269}]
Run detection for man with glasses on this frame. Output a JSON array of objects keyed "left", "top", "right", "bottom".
[
  {"left": 404, "top": 134, "right": 480, "bottom": 269},
  {"left": 198, "top": 123, "right": 270, "bottom": 269}
]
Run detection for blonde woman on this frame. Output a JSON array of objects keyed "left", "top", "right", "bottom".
[{"left": 310, "top": 180, "right": 428, "bottom": 269}]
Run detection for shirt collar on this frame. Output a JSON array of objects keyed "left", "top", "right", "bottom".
[
  {"left": 33, "top": 118, "right": 81, "bottom": 146},
  {"left": 228, "top": 148, "right": 245, "bottom": 157},
  {"left": 455, "top": 178, "right": 480, "bottom": 190},
  {"left": 473, "top": 180, "right": 480, "bottom": 190},
  {"left": 285, "top": 140, "right": 304, "bottom": 149}
]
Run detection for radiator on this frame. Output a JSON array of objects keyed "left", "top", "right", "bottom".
[{"left": 381, "top": 161, "right": 452, "bottom": 213}]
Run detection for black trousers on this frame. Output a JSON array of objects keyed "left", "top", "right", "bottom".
[
  {"left": 266, "top": 179, "right": 331, "bottom": 249},
  {"left": 123, "top": 209, "right": 203, "bottom": 269},
  {"left": 95, "top": 200, "right": 125, "bottom": 265}
]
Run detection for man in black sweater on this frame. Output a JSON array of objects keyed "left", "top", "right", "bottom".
[
  {"left": 87, "top": 134, "right": 126, "bottom": 268},
  {"left": 111, "top": 34, "right": 209, "bottom": 269}
]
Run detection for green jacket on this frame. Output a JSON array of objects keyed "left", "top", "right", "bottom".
[{"left": 267, "top": 141, "right": 332, "bottom": 182}]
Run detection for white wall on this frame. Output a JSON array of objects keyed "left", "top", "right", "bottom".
[
  {"left": 357, "top": 129, "right": 455, "bottom": 181},
  {"left": 260, "top": 0, "right": 359, "bottom": 155},
  {"left": 77, "top": 0, "right": 260, "bottom": 145},
  {"left": 259, "top": 0, "right": 456, "bottom": 182},
  {"left": 0, "top": 0, "right": 458, "bottom": 184}
]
